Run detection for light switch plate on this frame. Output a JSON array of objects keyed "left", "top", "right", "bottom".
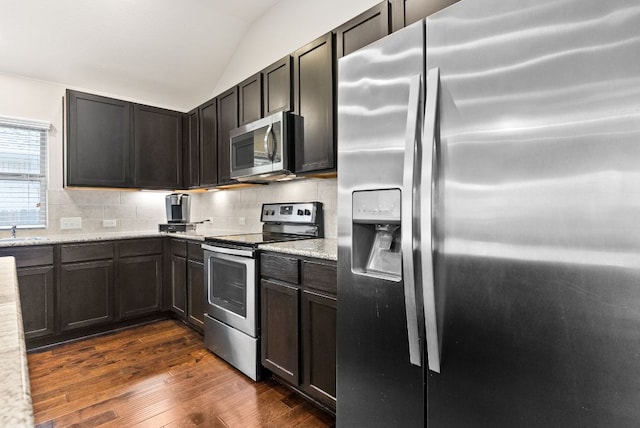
[
  {"left": 60, "top": 217, "right": 82, "bottom": 230},
  {"left": 103, "top": 219, "right": 117, "bottom": 228}
]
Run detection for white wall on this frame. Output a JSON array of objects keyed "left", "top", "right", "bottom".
[{"left": 211, "top": 0, "right": 380, "bottom": 95}]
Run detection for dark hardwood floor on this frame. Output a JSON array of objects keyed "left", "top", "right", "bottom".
[{"left": 28, "top": 319, "right": 335, "bottom": 427}]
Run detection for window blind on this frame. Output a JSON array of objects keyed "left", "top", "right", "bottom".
[{"left": 0, "top": 116, "right": 50, "bottom": 229}]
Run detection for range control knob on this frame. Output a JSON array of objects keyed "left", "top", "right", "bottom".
[
  {"left": 304, "top": 209, "right": 311, "bottom": 216},
  {"left": 297, "top": 209, "right": 304, "bottom": 216}
]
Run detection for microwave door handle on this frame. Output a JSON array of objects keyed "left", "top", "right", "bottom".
[
  {"left": 402, "top": 74, "right": 423, "bottom": 367},
  {"left": 270, "top": 126, "right": 278, "bottom": 160},
  {"left": 422, "top": 67, "right": 441, "bottom": 373},
  {"left": 264, "top": 123, "right": 273, "bottom": 161}
]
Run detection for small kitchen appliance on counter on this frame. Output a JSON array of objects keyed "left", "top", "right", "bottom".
[
  {"left": 201, "top": 202, "right": 323, "bottom": 380},
  {"left": 159, "top": 193, "right": 195, "bottom": 232}
]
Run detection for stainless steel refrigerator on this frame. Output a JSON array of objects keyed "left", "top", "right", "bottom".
[{"left": 336, "top": 0, "right": 640, "bottom": 426}]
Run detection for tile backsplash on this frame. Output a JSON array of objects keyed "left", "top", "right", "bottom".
[
  {"left": 2, "top": 178, "right": 337, "bottom": 239},
  {"left": 195, "top": 177, "right": 337, "bottom": 238}
]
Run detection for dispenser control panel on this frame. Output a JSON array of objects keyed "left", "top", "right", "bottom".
[{"left": 352, "top": 189, "right": 401, "bottom": 223}]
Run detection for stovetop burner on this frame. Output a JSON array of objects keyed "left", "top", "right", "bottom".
[{"left": 204, "top": 232, "right": 314, "bottom": 247}]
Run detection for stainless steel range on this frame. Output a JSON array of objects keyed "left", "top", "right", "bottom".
[{"left": 202, "top": 202, "right": 323, "bottom": 381}]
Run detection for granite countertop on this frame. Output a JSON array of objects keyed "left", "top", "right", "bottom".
[
  {"left": 0, "top": 231, "right": 338, "bottom": 261},
  {"left": 0, "top": 257, "right": 34, "bottom": 427},
  {"left": 0, "top": 230, "right": 207, "bottom": 248},
  {"left": 259, "top": 238, "right": 337, "bottom": 261}
]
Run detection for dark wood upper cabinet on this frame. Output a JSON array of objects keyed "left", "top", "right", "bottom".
[
  {"left": 390, "top": 0, "right": 460, "bottom": 31},
  {"left": 133, "top": 104, "right": 183, "bottom": 189},
  {"left": 293, "top": 32, "right": 336, "bottom": 174},
  {"left": 238, "top": 72, "right": 263, "bottom": 125},
  {"left": 335, "top": 1, "right": 390, "bottom": 58},
  {"left": 199, "top": 98, "right": 218, "bottom": 188},
  {"left": 66, "top": 90, "right": 132, "bottom": 188},
  {"left": 184, "top": 107, "right": 200, "bottom": 188},
  {"left": 216, "top": 87, "right": 238, "bottom": 185},
  {"left": 262, "top": 56, "right": 293, "bottom": 116}
]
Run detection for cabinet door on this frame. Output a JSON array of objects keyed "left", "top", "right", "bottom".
[
  {"left": 216, "top": 87, "right": 238, "bottom": 185},
  {"left": 187, "top": 259, "right": 205, "bottom": 331},
  {"left": 199, "top": 98, "right": 218, "bottom": 187},
  {"left": 171, "top": 254, "right": 187, "bottom": 319},
  {"left": 390, "top": 0, "right": 460, "bottom": 31},
  {"left": 238, "top": 72, "right": 263, "bottom": 125},
  {"left": 119, "top": 255, "right": 163, "bottom": 319},
  {"left": 301, "top": 290, "right": 337, "bottom": 409},
  {"left": 134, "top": 104, "right": 183, "bottom": 189},
  {"left": 66, "top": 90, "right": 132, "bottom": 187},
  {"left": 293, "top": 32, "right": 335, "bottom": 173},
  {"left": 335, "top": 1, "right": 390, "bottom": 58},
  {"left": 60, "top": 260, "right": 114, "bottom": 331},
  {"left": 262, "top": 56, "right": 293, "bottom": 116},
  {"left": 261, "top": 279, "right": 299, "bottom": 385},
  {"left": 184, "top": 108, "right": 200, "bottom": 188},
  {"left": 17, "top": 266, "right": 55, "bottom": 339}
]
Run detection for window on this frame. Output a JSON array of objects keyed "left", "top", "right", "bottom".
[{"left": 0, "top": 116, "right": 50, "bottom": 229}]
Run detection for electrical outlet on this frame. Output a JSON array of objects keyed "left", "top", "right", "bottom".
[
  {"left": 239, "top": 217, "right": 246, "bottom": 225},
  {"left": 103, "top": 219, "right": 117, "bottom": 228},
  {"left": 60, "top": 217, "right": 82, "bottom": 230}
]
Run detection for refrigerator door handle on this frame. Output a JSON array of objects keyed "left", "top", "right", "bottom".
[
  {"left": 402, "top": 74, "right": 423, "bottom": 367},
  {"left": 421, "top": 67, "right": 441, "bottom": 373}
]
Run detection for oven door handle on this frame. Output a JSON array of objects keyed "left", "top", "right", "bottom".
[{"left": 202, "top": 244, "right": 255, "bottom": 258}]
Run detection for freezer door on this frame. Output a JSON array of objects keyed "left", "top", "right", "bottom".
[
  {"left": 337, "top": 21, "right": 426, "bottom": 427},
  {"left": 426, "top": 0, "right": 640, "bottom": 426}
]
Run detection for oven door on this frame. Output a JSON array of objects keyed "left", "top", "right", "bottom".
[{"left": 203, "top": 245, "right": 257, "bottom": 337}]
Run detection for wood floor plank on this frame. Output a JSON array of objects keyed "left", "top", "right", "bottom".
[{"left": 28, "top": 319, "right": 335, "bottom": 427}]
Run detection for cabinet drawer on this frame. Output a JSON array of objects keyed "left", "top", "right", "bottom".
[
  {"left": 302, "top": 260, "right": 337, "bottom": 295},
  {"left": 261, "top": 253, "right": 299, "bottom": 284},
  {"left": 187, "top": 241, "right": 204, "bottom": 262},
  {"left": 0, "top": 245, "right": 53, "bottom": 267},
  {"left": 171, "top": 239, "right": 187, "bottom": 257},
  {"left": 119, "top": 238, "right": 163, "bottom": 257},
  {"left": 61, "top": 242, "right": 114, "bottom": 263}
]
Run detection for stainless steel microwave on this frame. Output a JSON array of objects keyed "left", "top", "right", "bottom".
[{"left": 229, "top": 111, "right": 303, "bottom": 182}]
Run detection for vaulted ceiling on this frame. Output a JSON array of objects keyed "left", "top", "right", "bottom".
[{"left": 0, "top": 0, "right": 281, "bottom": 111}]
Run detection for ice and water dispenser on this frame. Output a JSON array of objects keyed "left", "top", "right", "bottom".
[{"left": 352, "top": 189, "right": 402, "bottom": 281}]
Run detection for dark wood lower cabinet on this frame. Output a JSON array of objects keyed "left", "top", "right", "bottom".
[
  {"left": 187, "top": 258, "right": 205, "bottom": 331},
  {"left": 171, "top": 253, "right": 187, "bottom": 318},
  {"left": 260, "top": 252, "right": 337, "bottom": 411},
  {"left": 169, "top": 239, "right": 204, "bottom": 332},
  {"left": 16, "top": 265, "right": 55, "bottom": 339},
  {"left": 301, "top": 290, "right": 337, "bottom": 408},
  {"left": 119, "top": 255, "right": 163, "bottom": 319},
  {"left": 59, "top": 260, "right": 114, "bottom": 331},
  {"left": 261, "top": 279, "right": 300, "bottom": 384}
]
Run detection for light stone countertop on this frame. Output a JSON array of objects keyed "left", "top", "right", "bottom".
[
  {"left": 0, "top": 230, "right": 338, "bottom": 261},
  {"left": 259, "top": 238, "right": 337, "bottom": 261},
  {"left": 0, "top": 230, "right": 207, "bottom": 248},
  {"left": 0, "top": 257, "right": 34, "bottom": 427}
]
